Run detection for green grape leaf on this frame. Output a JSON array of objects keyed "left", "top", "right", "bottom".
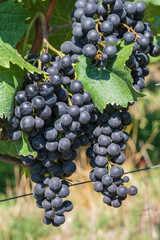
[
  {"left": 75, "top": 43, "right": 144, "bottom": 112},
  {"left": 141, "top": 0, "right": 160, "bottom": 6},
  {"left": 0, "top": 64, "right": 26, "bottom": 119},
  {"left": 0, "top": 0, "right": 28, "bottom": 47},
  {"left": 0, "top": 132, "right": 37, "bottom": 157},
  {"left": 0, "top": 38, "right": 43, "bottom": 74}
]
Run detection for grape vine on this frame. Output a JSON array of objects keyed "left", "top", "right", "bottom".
[{"left": 0, "top": 0, "right": 159, "bottom": 229}]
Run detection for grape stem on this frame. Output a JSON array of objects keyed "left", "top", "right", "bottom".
[{"left": 122, "top": 24, "right": 141, "bottom": 40}]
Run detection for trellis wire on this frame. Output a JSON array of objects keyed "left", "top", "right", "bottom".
[{"left": 0, "top": 164, "right": 160, "bottom": 203}]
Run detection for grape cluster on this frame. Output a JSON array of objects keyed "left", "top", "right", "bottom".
[
  {"left": 61, "top": 0, "right": 160, "bottom": 92},
  {"left": 85, "top": 106, "right": 138, "bottom": 207},
  {"left": 6, "top": 0, "right": 160, "bottom": 228},
  {"left": 8, "top": 51, "right": 95, "bottom": 227}
]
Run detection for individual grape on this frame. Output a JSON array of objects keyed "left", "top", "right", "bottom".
[
  {"left": 111, "top": 130, "right": 124, "bottom": 143},
  {"left": 73, "top": 25, "right": 84, "bottom": 38},
  {"left": 123, "top": 32, "right": 135, "bottom": 43},
  {"left": 48, "top": 151, "right": 60, "bottom": 161},
  {"left": 53, "top": 215, "right": 65, "bottom": 225},
  {"left": 63, "top": 200, "right": 73, "bottom": 212},
  {"left": 84, "top": 2, "right": 97, "bottom": 16},
  {"left": 62, "top": 161, "right": 76, "bottom": 175},
  {"left": 101, "top": 123, "right": 112, "bottom": 136},
  {"left": 128, "top": 186, "right": 138, "bottom": 196},
  {"left": 46, "top": 66, "right": 59, "bottom": 75},
  {"left": 58, "top": 138, "right": 71, "bottom": 152},
  {"left": 45, "top": 210, "right": 55, "bottom": 220},
  {"left": 103, "top": 196, "right": 111, "bottom": 205},
  {"left": 93, "top": 143, "right": 108, "bottom": 156},
  {"left": 44, "top": 93, "right": 57, "bottom": 107},
  {"left": 20, "top": 101, "right": 33, "bottom": 116},
  {"left": 113, "top": 153, "right": 125, "bottom": 165},
  {"left": 100, "top": 21, "right": 113, "bottom": 34},
  {"left": 95, "top": 155, "right": 108, "bottom": 167},
  {"left": 79, "top": 111, "right": 90, "bottom": 124},
  {"left": 60, "top": 114, "right": 72, "bottom": 127},
  {"left": 105, "top": 35, "right": 118, "bottom": 44},
  {"left": 135, "top": 1, "right": 146, "bottom": 13},
  {"left": 32, "top": 96, "right": 45, "bottom": 110},
  {"left": 34, "top": 183, "right": 45, "bottom": 195},
  {"left": 150, "top": 45, "right": 160, "bottom": 57},
  {"left": 56, "top": 88, "right": 68, "bottom": 102},
  {"left": 25, "top": 84, "right": 39, "bottom": 99},
  {"left": 110, "top": 165, "right": 124, "bottom": 178},
  {"left": 35, "top": 118, "right": 44, "bottom": 129},
  {"left": 133, "top": 21, "right": 144, "bottom": 33},
  {"left": 37, "top": 105, "right": 52, "bottom": 120},
  {"left": 58, "top": 184, "right": 70, "bottom": 198},
  {"left": 81, "top": 17, "right": 96, "bottom": 32},
  {"left": 110, "top": 0, "right": 123, "bottom": 13},
  {"left": 97, "top": 135, "right": 111, "bottom": 147},
  {"left": 39, "top": 82, "right": 53, "bottom": 97},
  {"left": 82, "top": 44, "right": 97, "bottom": 58},
  {"left": 93, "top": 181, "right": 104, "bottom": 192},
  {"left": 74, "top": 8, "right": 85, "bottom": 21},
  {"left": 123, "top": 176, "right": 130, "bottom": 183},
  {"left": 49, "top": 177, "right": 62, "bottom": 192},
  {"left": 124, "top": 1, "right": 136, "bottom": 15},
  {"left": 102, "top": 174, "right": 113, "bottom": 186},
  {"left": 53, "top": 102, "right": 68, "bottom": 117},
  {"left": 94, "top": 167, "right": 108, "bottom": 179},
  {"left": 111, "top": 198, "right": 122, "bottom": 208},
  {"left": 8, "top": 129, "right": 22, "bottom": 141},
  {"left": 45, "top": 140, "right": 58, "bottom": 152},
  {"left": 123, "top": 15, "right": 133, "bottom": 26},
  {"left": 32, "top": 135, "right": 45, "bottom": 150},
  {"left": 45, "top": 188, "right": 56, "bottom": 199},
  {"left": 31, "top": 173, "right": 43, "bottom": 183},
  {"left": 70, "top": 80, "right": 84, "bottom": 94},
  {"left": 20, "top": 116, "right": 35, "bottom": 131},
  {"left": 43, "top": 216, "right": 52, "bottom": 225},
  {"left": 40, "top": 53, "right": 51, "bottom": 63},
  {"left": 68, "top": 105, "right": 80, "bottom": 118},
  {"left": 97, "top": 2, "right": 108, "bottom": 16},
  {"left": 108, "top": 113, "right": 122, "bottom": 128},
  {"left": 117, "top": 185, "right": 128, "bottom": 198},
  {"left": 51, "top": 197, "right": 63, "bottom": 208},
  {"left": 15, "top": 91, "right": 27, "bottom": 105},
  {"left": 60, "top": 41, "right": 73, "bottom": 54},
  {"left": 103, "top": 44, "right": 117, "bottom": 57},
  {"left": 71, "top": 93, "right": 84, "bottom": 107},
  {"left": 50, "top": 74, "right": 63, "bottom": 87},
  {"left": 42, "top": 199, "right": 52, "bottom": 210},
  {"left": 108, "top": 183, "right": 117, "bottom": 194},
  {"left": 107, "top": 14, "right": 120, "bottom": 27},
  {"left": 79, "top": 135, "right": 89, "bottom": 146},
  {"left": 108, "top": 143, "right": 120, "bottom": 157},
  {"left": 30, "top": 161, "right": 42, "bottom": 173}
]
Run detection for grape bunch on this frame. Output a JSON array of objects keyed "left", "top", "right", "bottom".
[
  {"left": 85, "top": 106, "right": 138, "bottom": 207},
  {"left": 8, "top": 51, "right": 95, "bottom": 227},
  {"left": 6, "top": 0, "right": 160, "bottom": 228},
  {"left": 61, "top": 0, "right": 160, "bottom": 92}
]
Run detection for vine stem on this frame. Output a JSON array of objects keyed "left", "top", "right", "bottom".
[
  {"left": 0, "top": 154, "right": 29, "bottom": 168},
  {"left": 30, "top": 0, "right": 58, "bottom": 55},
  {"left": 22, "top": 13, "right": 40, "bottom": 57},
  {"left": 49, "top": 23, "right": 72, "bottom": 35}
]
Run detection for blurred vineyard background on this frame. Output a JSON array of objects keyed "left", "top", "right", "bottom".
[{"left": 0, "top": 0, "right": 160, "bottom": 239}]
